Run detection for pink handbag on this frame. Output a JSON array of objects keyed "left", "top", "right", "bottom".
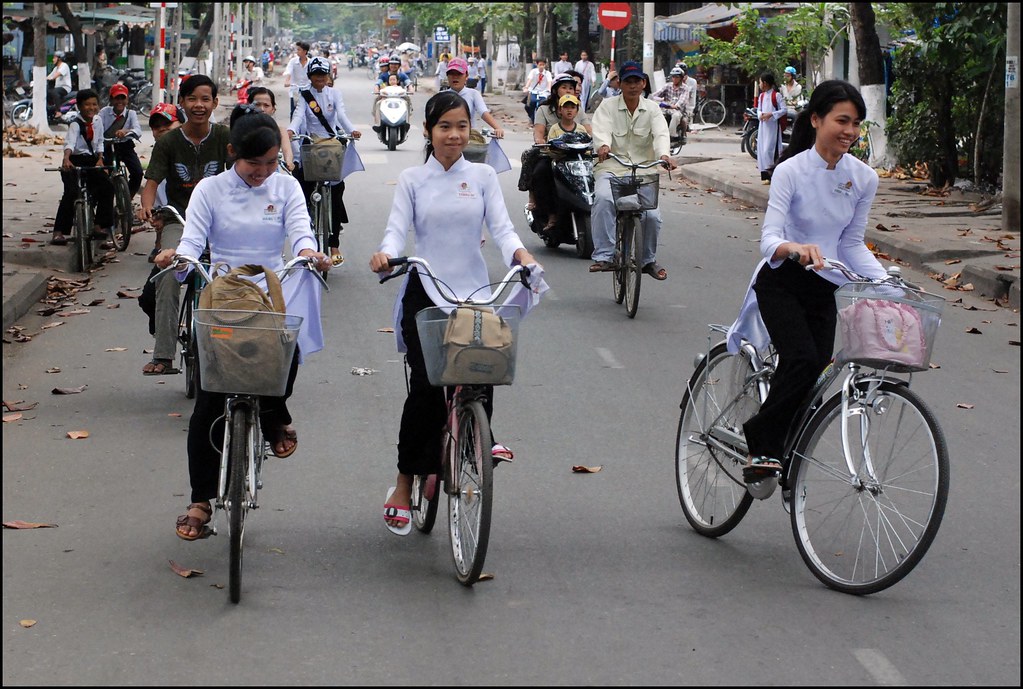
[{"left": 838, "top": 298, "right": 928, "bottom": 369}]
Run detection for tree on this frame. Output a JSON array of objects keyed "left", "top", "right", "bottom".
[
  {"left": 186, "top": 3, "right": 217, "bottom": 58},
  {"left": 28, "top": 2, "right": 52, "bottom": 134},
  {"left": 850, "top": 2, "right": 889, "bottom": 167},
  {"left": 55, "top": 2, "right": 90, "bottom": 95}
]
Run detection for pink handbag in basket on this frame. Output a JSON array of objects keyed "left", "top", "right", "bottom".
[{"left": 839, "top": 298, "right": 927, "bottom": 368}]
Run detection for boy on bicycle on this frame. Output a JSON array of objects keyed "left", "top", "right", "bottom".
[
  {"left": 97, "top": 83, "right": 143, "bottom": 197},
  {"left": 588, "top": 61, "right": 676, "bottom": 279},
  {"left": 50, "top": 88, "right": 115, "bottom": 248}
]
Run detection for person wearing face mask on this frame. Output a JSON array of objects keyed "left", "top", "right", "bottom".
[{"left": 155, "top": 108, "right": 331, "bottom": 541}]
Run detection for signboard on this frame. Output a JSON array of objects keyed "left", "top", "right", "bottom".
[
  {"left": 434, "top": 26, "right": 449, "bottom": 42},
  {"left": 390, "top": 29, "right": 402, "bottom": 42},
  {"left": 598, "top": 3, "right": 631, "bottom": 31},
  {"left": 1008, "top": 55, "right": 1019, "bottom": 89}
]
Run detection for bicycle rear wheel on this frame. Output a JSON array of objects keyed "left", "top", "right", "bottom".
[
  {"left": 73, "top": 199, "right": 94, "bottom": 272},
  {"left": 789, "top": 382, "right": 949, "bottom": 594},
  {"left": 448, "top": 400, "right": 493, "bottom": 585},
  {"left": 111, "top": 174, "right": 132, "bottom": 251},
  {"left": 227, "top": 405, "right": 250, "bottom": 603},
  {"left": 675, "top": 342, "right": 758, "bottom": 537},
  {"left": 624, "top": 218, "right": 643, "bottom": 318},
  {"left": 612, "top": 217, "right": 626, "bottom": 304},
  {"left": 412, "top": 474, "right": 439, "bottom": 533},
  {"left": 700, "top": 98, "right": 726, "bottom": 127}
]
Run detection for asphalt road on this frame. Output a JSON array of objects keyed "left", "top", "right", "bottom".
[{"left": 2, "top": 70, "right": 1020, "bottom": 685}]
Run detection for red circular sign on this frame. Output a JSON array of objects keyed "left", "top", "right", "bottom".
[
  {"left": 390, "top": 29, "right": 401, "bottom": 41},
  {"left": 598, "top": 2, "right": 632, "bottom": 31}
]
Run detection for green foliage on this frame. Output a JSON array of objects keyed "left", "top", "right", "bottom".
[
  {"left": 688, "top": 4, "right": 847, "bottom": 85},
  {"left": 885, "top": 2, "right": 1006, "bottom": 186}
]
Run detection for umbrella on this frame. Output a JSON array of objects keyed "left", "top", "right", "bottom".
[{"left": 396, "top": 42, "right": 420, "bottom": 53}]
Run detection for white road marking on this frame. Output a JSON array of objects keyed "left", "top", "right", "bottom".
[
  {"left": 596, "top": 347, "right": 623, "bottom": 369},
  {"left": 359, "top": 152, "right": 389, "bottom": 166},
  {"left": 853, "top": 649, "right": 907, "bottom": 686}
]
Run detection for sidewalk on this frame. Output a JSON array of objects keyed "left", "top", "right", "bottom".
[{"left": 4, "top": 86, "right": 1018, "bottom": 333}]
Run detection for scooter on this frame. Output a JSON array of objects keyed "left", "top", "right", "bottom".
[
  {"left": 741, "top": 99, "right": 805, "bottom": 159},
  {"left": 524, "top": 131, "right": 596, "bottom": 258},
  {"left": 232, "top": 78, "right": 253, "bottom": 105},
  {"left": 11, "top": 89, "right": 77, "bottom": 126},
  {"left": 658, "top": 102, "right": 689, "bottom": 156},
  {"left": 376, "top": 84, "right": 411, "bottom": 151}
]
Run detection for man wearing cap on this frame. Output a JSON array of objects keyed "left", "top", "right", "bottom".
[
  {"left": 46, "top": 51, "right": 72, "bottom": 112},
  {"left": 97, "top": 83, "right": 144, "bottom": 196},
  {"left": 589, "top": 61, "right": 676, "bottom": 280},
  {"left": 444, "top": 57, "right": 504, "bottom": 138}
]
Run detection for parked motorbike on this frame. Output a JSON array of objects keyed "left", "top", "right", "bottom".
[
  {"left": 11, "top": 88, "right": 78, "bottom": 126},
  {"left": 524, "top": 131, "right": 596, "bottom": 258},
  {"left": 375, "top": 84, "right": 411, "bottom": 151}
]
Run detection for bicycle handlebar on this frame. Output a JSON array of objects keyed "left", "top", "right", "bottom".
[
  {"left": 802, "top": 255, "right": 920, "bottom": 290},
  {"left": 379, "top": 256, "right": 529, "bottom": 306},
  {"left": 605, "top": 153, "right": 670, "bottom": 171},
  {"left": 152, "top": 205, "right": 186, "bottom": 226},
  {"left": 45, "top": 165, "right": 117, "bottom": 172},
  {"left": 150, "top": 254, "right": 330, "bottom": 292},
  {"left": 290, "top": 133, "right": 354, "bottom": 144}
]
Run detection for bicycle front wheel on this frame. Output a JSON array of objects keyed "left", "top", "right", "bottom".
[
  {"left": 790, "top": 382, "right": 949, "bottom": 595},
  {"left": 112, "top": 175, "right": 132, "bottom": 251},
  {"left": 700, "top": 98, "right": 726, "bottom": 127},
  {"left": 624, "top": 218, "right": 643, "bottom": 318},
  {"left": 612, "top": 217, "right": 626, "bottom": 304},
  {"left": 448, "top": 400, "right": 493, "bottom": 585},
  {"left": 179, "top": 285, "right": 198, "bottom": 399},
  {"left": 227, "top": 405, "right": 250, "bottom": 603},
  {"left": 316, "top": 185, "right": 332, "bottom": 274},
  {"left": 73, "top": 200, "right": 94, "bottom": 272},
  {"left": 675, "top": 342, "right": 758, "bottom": 536}
]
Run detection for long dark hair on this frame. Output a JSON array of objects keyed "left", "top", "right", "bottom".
[
  {"left": 228, "top": 107, "right": 281, "bottom": 158},
  {"left": 245, "top": 86, "right": 276, "bottom": 108},
  {"left": 778, "top": 79, "right": 867, "bottom": 165},
  {"left": 423, "top": 91, "right": 471, "bottom": 162}
]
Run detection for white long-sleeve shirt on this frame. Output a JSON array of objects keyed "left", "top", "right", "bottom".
[
  {"left": 378, "top": 155, "right": 526, "bottom": 348},
  {"left": 727, "top": 147, "right": 887, "bottom": 353},
  {"left": 64, "top": 116, "right": 105, "bottom": 156},
  {"left": 97, "top": 105, "right": 142, "bottom": 141},
  {"left": 450, "top": 85, "right": 490, "bottom": 129},
  {"left": 288, "top": 85, "right": 357, "bottom": 139},
  {"left": 176, "top": 166, "right": 323, "bottom": 356}
]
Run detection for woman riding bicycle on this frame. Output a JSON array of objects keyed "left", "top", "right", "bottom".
[
  {"left": 368, "top": 91, "right": 541, "bottom": 535},
  {"left": 154, "top": 108, "right": 332, "bottom": 540},
  {"left": 725, "top": 80, "right": 888, "bottom": 482}
]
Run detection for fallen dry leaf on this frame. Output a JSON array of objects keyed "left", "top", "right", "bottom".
[
  {"left": 3, "top": 413, "right": 23, "bottom": 423},
  {"left": 376, "top": 327, "right": 395, "bottom": 333},
  {"left": 40, "top": 321, "right": 64, "bottom": 330},
  {"left": 944, "top": 259, "right": 961, "bottom": 265},
  {"left": 168, "top": 412, "right": 182, "bottom": 417},
  {"left": 956, "top": 403, "right": 975, "bottom": 409},
  {"left": 477, "top": 573, "right": 496, "bottom": 582},
  {"left": 52, "top": 385, "right": 86, "bottom": 394},
  {"left": 116, "top": 290, "right": 140, "bottom": 299},
  {"left": 104, "top": 347, "right": 128, "bottom": 352},
  {"left": 66, "top": 430, "right": 90, "bottom": 439},
  {"left": 19, "top": 620, "right": 36, "bottom": 628},
  {"left": 57, "top": 309, "right": 90, "bottom": 317},
  {"left": 3, "top": 400, "right": 38, "bottom": 412},
  {"left": 992, "top": 369, "right": 1008, "bottom": 374},
  {"left": 84, "top": 299, "right": 105, "bottom": 307},
  {"left": 572, "top": 465, "right": 603, "bottom": 473},
  {"left": 3, "top": 521, "right": 57, "bottom": 529},
  {"left": 169, "top": 560, "right": 204, "bottom": 578},
  {"left": 45, "top": 367, "right": 61, "bottom": 374},
  {"left": 965, "top": 327, "right": 983, "bottom": 334}
]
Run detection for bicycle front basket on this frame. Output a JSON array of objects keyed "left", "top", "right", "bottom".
[
  {"left": 834, "top": 281, "right": 944, "bottom": 373},
  {"left": 300, "top": 137, "right": 346, "bottom": 182},
  {"left": 463, "top": 129, "right": 489, "bottom": 164},
  {"left": 416, "top": 305, "right": 522, "bottom": 386},
  {"left": 609, "top": 174, "right": 660, "bottom": 211},
  {"left": 195, "top": 309, "right": 303, "bottom": 396}
]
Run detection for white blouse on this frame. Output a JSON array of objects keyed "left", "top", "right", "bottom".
[
  {"left": 176, "top": 167, "right": 324, "bottom": 356},
  {"left": 727, "top": 147, "right": 886, "bottom": 354},
  {"left": 378, "top": 155, "right": 526, "bottom": 348}
]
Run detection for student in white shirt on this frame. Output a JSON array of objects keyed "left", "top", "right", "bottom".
[
  {"left": 552, "top": 51, "right": 573, "bottom": 76},
  {"left": 283, "top": 41, "right": 311, "bottom": 118},
  {"left": 97, "top": 83, "right": 144, "bottom": 196},
  {"left": 154, "top": 109, "right": 332, "bottom": 541},
  {"left": 574, "top": 51, "right": 596, "bottom": 108},
  {"left": 368, "top": 91, "right": 541, "bottom": 535},
  {"left": 755, "top": 71, "right": 786, "bottom": 182},
  {"left": 287, "top": 56, "right": 362, "bottom": 263},
  {"left": 726, "top": 80, "right": 887, "bottom": 481},
  {"left": 522, "top": 58, "right": 553, "bottom": 124}
]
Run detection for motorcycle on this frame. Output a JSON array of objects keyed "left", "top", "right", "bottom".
[
  {"left": 375, "top": 84, "right": 411, "bottom": 151},
  {"left": 658, "top": 101, "right": 689, "bottom": 156},
  {"left": 524, "top": 131, "right": 596, "bottom": 258},
  {"left": 232, "top": 78, "right": 253, "bottom": 105},
  {"left": 741, "top": 98, "right": 805, "bottom": 159},
  {"left": 11, "top": 88, "right": 77, "bottom": 126}
]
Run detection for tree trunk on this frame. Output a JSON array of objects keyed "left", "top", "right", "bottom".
[
  {"left": 29, "top": 3, "right": 52, "bottom": 134},
  {"left": 186, "top": 5, "right": 216, "bottom": 59},
  {"left": 577, "top": 2, "right": 592, "bottom": 56},
  {"left": 849, "top": 2, "right": 889, "bottom": 167},
  {"left": 547, "top": 3, "right": 557, "bottom": 58},
  {"left": 520, "top": 2, "right": 533, "bottom": 68},
  {"left": 973, "top": 60, "right": 996, "bottom": 185},
  {"left": 55, "top": 2, "right": 90, "bottom": 92},
  {"left": 931, "top": 73, "right": 958, "bottom": 187}
]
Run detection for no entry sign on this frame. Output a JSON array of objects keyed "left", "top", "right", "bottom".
[{"left": 598, "top": 3, "right": 631, "bottom": 31}]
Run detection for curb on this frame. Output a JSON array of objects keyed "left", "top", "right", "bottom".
[{"left": 2, "top": 269, "right": 48, "bottom": 332}]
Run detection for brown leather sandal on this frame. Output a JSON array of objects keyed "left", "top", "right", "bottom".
[{"left": 175, "top": 502, "right": 212, "bottom": 541}]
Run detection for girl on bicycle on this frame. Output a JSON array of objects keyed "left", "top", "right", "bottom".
[
  {"left": 725, "top": 80, "right": 888, "bottom": 482},
  {"left": 368, "top": 91, "right": 541, "bottom": 536},
  {"left": 154, "top": 108, "right": 332, "bottom": 541}
]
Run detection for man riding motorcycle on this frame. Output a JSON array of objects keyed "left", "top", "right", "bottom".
[{"left": 650, "top": 66, "right": 695, "bottom": 145}]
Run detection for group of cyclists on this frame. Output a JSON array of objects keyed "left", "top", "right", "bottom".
[{"left": 38, "top": 41, "right": 885, "bottom": 547}]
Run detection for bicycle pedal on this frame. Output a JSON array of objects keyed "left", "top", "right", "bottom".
[{"left": 743, "top": 465, "right": 781, "bottom": 483}]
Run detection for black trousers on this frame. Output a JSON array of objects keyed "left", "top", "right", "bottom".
[
  {"left": 293, "top": 167, "right": 348, "bottom": 248},
  {"left": 54, "top": 155, "right": 114, "bottom": 235},
  {"left": 186, "top": 348, "right": 300, "bottom": 502},
  {"left": 743, "top": 260, "right": 838, "bottom": 460},
  {"left": 531, "top": 155, "right": 556, "bottom": 217},
  {"left": 396, "top": 272, "right": 494, "bottom": 476},
  {"left": 104, "top": 141, "right": 144, "bottom": 196}
]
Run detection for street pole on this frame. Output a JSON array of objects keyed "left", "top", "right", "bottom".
[
  {"left": 1004, "top": 2, "right": 1020, "bottom": 233},
  {"left": 154, "top": 2, "right": 166, "bottom": 105},
  {"left": 642, "top": 2, "right": 654, "bottom": 77}
]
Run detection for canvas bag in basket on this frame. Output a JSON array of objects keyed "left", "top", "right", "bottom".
[
  {"left": 299, "top": 89, "right": 346, "bottom": 181},
  {"left": 198, "top": 265, "right": 290, "bottom": 393},
  {"left": 442, "top": 306, "right": 514, "bottom": 385},
  {"left": 838, "top": 298, "right": 927, "bottom": 369}
]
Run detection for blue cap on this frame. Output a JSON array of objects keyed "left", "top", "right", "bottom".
[
  {"left": 784, "top": 66, "right": 797, "bottom": 75},
  {"left": 618, "top": 61, "right": 645, "bottom": 81}
]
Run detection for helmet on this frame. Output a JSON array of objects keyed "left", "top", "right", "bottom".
[
  {"left": 669, "top": 67, "right": 683, "bottom": 77},
  {"left": 243, "top": 55, "right": 256, "bottom": 64},
  {"left": 306, "top": 57, "right": 331, "bottom": 75},
  {"left": 552, "top": 73, "right": 577, "bottom": 88},
  {"left": 389, "top": 55, "right": 401, "bottom": 65},
  {"left": 379, "top": 56, "right": 390, "bottom": 66},
  {"left": 676, "top": 62, "right": 688, "bottom": 71},
  {"left": 785, "top": 66, "right": 797, "bottom": 75},
  {"left": 54, "top": 51, "right": 65, "bottom": 60}
]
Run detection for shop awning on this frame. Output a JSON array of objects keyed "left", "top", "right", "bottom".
[{"left": 661, "top": 3, "right": 802, "bottom": 30}]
